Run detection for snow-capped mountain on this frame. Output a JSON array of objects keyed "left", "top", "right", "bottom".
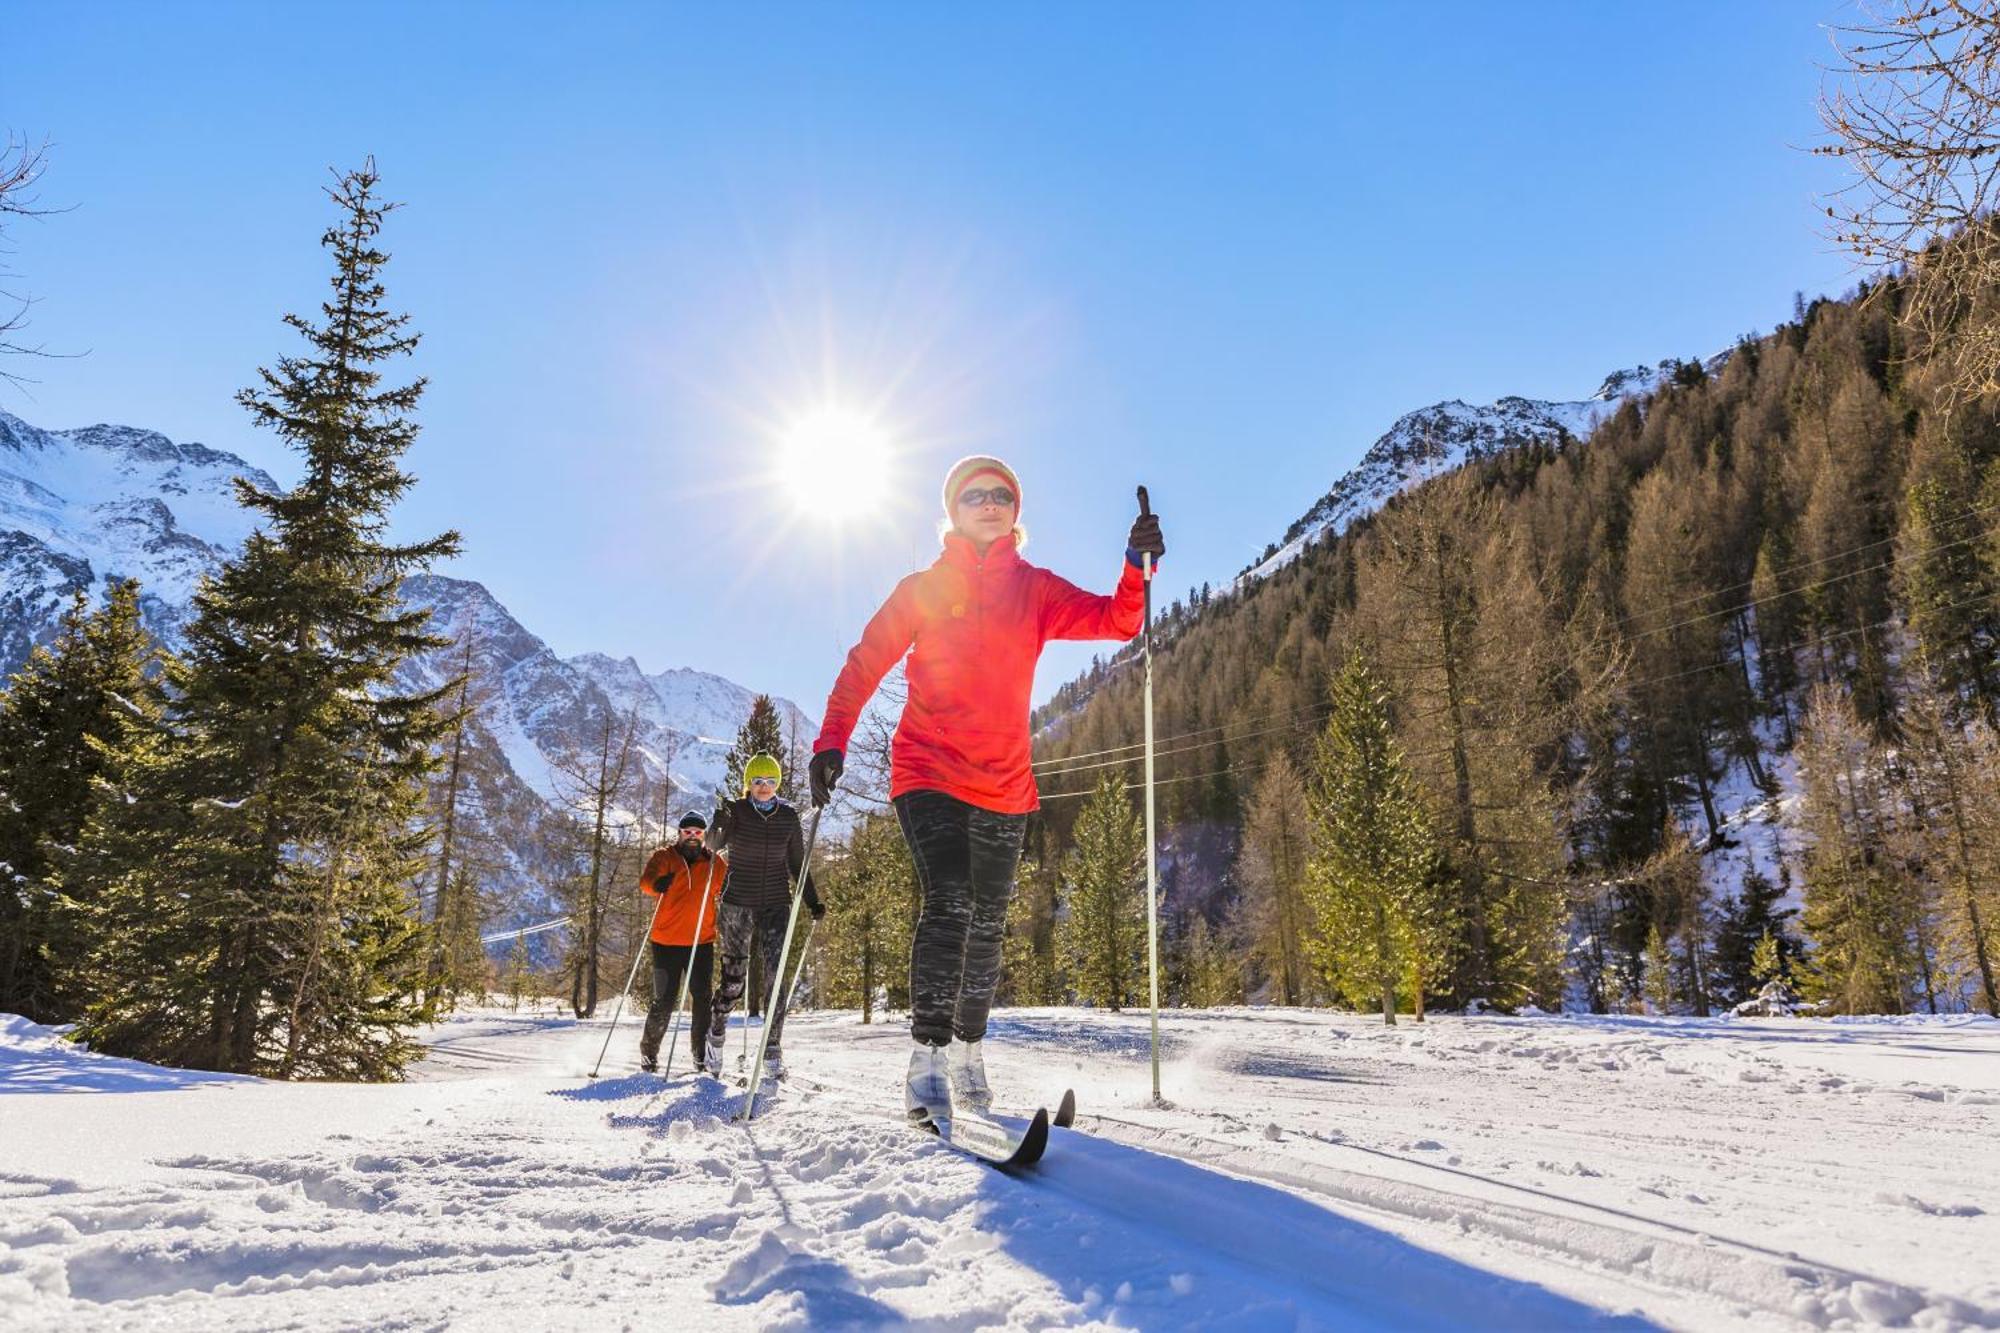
[
  {"left": 0, "top": 406, "right": 815, "bottom": 936},
  {"left": 403, "top": 575, "right": 813, "bottom": 812},
  {"left": 1240, "top": 355, "right": 1725, "bottom": 582},
  {"left": 0, "top": 410, "right": 279, "bottom": 667}
]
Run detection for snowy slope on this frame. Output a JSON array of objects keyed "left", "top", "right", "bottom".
[
  {"left": 4, "top": 1004, "right": 1995, "bottom": 1329},
  {"left": 1241, "top": 356, "right": 1727, "bottom": 583}
]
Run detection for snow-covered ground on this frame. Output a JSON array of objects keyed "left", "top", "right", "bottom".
[{"left": 3, "top": 1005, "right": 1996, "bottom": 1330}]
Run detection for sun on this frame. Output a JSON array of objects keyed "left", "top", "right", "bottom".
[{"left": 777, "top": 406, "right": 893, "bottom": 516}]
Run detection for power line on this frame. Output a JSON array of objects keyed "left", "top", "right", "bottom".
[
  {"left": 1030, "top": 496, "right": 2000, "bottom": 777},
  {"left": 481, "top": 916, "right": 571, "bottom": 945}
]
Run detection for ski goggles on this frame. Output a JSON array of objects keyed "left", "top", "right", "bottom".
[
  {"left": 956, "top": 486, "right": 1016, "bottom": 508},
  {"left": 748, "top": 776, "right": 779, "bottom": 788}
]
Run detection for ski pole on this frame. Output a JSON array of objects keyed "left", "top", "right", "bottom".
[
  {"left": 588, "top": 912, "right": 657, "bottom": 1079},
  {"left": 781, "top": 917, "right": 818, "bottom": 1018},
  {"left": 1138, "top": 484, "right": 1162, "bottom": 1107},
  {"left": 661, "top": 839, "right": 726, "bottom": 1082},
  {"left": 740, "top": 804, "right": 824, "bottom": 1121}
]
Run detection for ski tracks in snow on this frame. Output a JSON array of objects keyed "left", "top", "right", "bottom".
[{"left": 5, "top": 1006, "right": 1999, "bottom": 1329}]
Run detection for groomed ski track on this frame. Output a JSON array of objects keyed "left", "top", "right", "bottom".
[{"left": 2, "top": 1006, "right": 1996, "bottom": 1329}]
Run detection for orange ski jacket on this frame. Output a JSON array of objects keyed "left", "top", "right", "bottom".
[
  {"left": 638, "top": 846, "right": 726, "bottom": 946},
  {"left": 814, "top": 532, "right": 1146, "bottom": 814}
]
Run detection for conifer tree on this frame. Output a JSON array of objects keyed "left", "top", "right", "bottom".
[
  {"left": 1797, "top": 684, "right": 1918, "bottom": 1013},
  {"left": 1711, "top": 869, "right": 1797, "bottom": 1005},
  {"left": 1898, "top": 428, "right": 2000, "bottom": 722},
  {"left": 1057, "top": 775, "right": 1146, "bottom": 1009},
  {"left": 1302, "top": 650, "right": 1444, "bottom": 1024},
  {"left": 999, "top": 844, "right": 1061, "bottom": 1006},
  {"left": 1643, "top": 923, "right": 1675, "bottom": 1013},
  {"left": 1750, "top": 930, "right": 1785, "bottom": 989},
  {"left": 70, "top": 162, "right": 460, "bottom": 1078},
  {"left": 0, "top": 580, "right": 154, "bottom": 1021},
  {"left": 819, "top": 811, "right": 916, "bottom": 1021},
  {"left": 1237, "top": 758, "right": 1315, "bottom": 1005},
  {"left": 549, "top": 703, "right": 641, "bottom": 1018},
  {"left": 1893, "top": 687, "right": 2000, "bottom": 1017},
  {"left": 1177, "top": 912, "right": 1244, "bottom": 1007},
  {"left": 424, "top": 629, "right": 491, "bottom": 1008},
  {"left": 716, "top": 694, "right": 795, "bottom": 806}
]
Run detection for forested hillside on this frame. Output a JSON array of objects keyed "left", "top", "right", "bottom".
[{"left": 1018, "top": 282, "right": 2000, "bottom": 1020}]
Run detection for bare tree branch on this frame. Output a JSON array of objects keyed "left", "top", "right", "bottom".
[
  {"left": 0, "top": 132, "right": 61, "bottom": 388},
  {"left": 1819, "top": 1, "right": 2000, "bottom": 403}
]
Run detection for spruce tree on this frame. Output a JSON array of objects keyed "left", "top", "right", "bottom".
[
  {"left": 716, "top": 694, "right": 795, "bottom": 805},
  {"left": 0, "top": 580, "right": 154, "bottom": 1021},
  {"left": 72, "top": 162, "right": 460, "bottom": 1077},
  {"left": 1057, "top": 775, "right": 1147, "bottom": 1009},
  {"left": 1643, "top": 923, "right": 1675, "bottom": 1013},
  {"left": 1711, "top": 869, "right": 1797, "bottom": 1005},
  {"left": 1302, "top": 650, "right": 1445, "bottom": 1024},
  {"left": 818, "top": 811, "right": 916, "bottom": 1021},
  {"left": 999, "top": 845, "right": 1061, "bottom": 1007}
]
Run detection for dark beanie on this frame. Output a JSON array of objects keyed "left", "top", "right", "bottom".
[{"left": 678, "top": 811, "right": 707, "bottom": 831}]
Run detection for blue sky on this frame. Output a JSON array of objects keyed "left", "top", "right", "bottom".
[{"left": 7, "top": 2, "right": 1856, "bottom": 716}]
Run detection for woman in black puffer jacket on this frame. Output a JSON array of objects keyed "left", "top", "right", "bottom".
[{"left": 701, "top": 752, "right": 822, "bottom": 1078}]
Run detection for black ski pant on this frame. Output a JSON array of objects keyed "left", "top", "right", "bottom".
[
  {"left": 708, "top": 900, "right": 800, "bottom": 1054},
  {"left": 639, "top": 942, "right": 713, "bottom": 1066},
  {"left": 895, "top": 789, "right": 1029, "bottom": 1048}
]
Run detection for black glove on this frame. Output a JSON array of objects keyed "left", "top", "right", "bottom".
[
  {"left": 809, "top": 749, "right": 844, "bottom": 808},
  {"left": 1126, "top": 510, "right": 1165, "bottom": 568},
  {"left": 709, "top": 803, "right": 736, "bottom": 847}
]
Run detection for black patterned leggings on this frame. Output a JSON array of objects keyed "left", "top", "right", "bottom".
[
  {"left": 707, "top": 900, "right": 801, "bottom": 1054},
  {"left": 895, "top": 789, "right": 1029, "bottom": 1047}
]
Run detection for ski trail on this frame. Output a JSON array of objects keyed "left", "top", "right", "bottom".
[{"left": 1074, "top": 1112, "right": 1997, "bottom": 1330}]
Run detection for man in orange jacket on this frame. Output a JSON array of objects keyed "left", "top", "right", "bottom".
[{"left": 636, "top": 812, "right": 727, "bottom": 1074}]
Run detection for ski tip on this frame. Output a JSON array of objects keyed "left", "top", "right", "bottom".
[
  {"left": 1007, "top": 1106, "right": 1050, "bottom": 1170},
  {"left": 1053, "top": 1088, "right": 1076, "bottom": 1129}
]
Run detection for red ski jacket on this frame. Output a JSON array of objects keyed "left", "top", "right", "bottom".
[{"left": 814, "top": 532, "right": 1146, "bottom": 814}]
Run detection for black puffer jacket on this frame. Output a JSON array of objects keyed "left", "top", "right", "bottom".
[{"left": 710, "top": 796, "right": 822, "bottom": 912}]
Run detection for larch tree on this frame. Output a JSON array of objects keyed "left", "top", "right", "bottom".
[
  {"left": 1797, "top": 684, "right": 1921, "bottom": 1014},
  {"left": 549, "top": 702, "right": 642, "bottom": 1019},
  {"left": 1236, "top": 757, "right": 1315, "bottom": 1005}
]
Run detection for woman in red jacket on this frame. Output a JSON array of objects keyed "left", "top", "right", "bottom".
[{"left": 809, "top": 456, "right": 1164, "bottom": 1125}]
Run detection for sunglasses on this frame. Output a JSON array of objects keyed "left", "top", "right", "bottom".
[
  {"left": 956, "top": 486, "right": 1016, "bottom": 509},
  {"left": 749, "top": 777, "right": 778, "bottom": 788}
]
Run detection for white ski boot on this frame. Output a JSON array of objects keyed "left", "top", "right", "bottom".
[
  {"left": 905, "top": 1041, "right": 953, "bottom": 1128},
  {"left": 946, "top": 1038, "right": 992, "bottom": 1113},
  {"left": 701, "top": 1029, "right": 726, "bottom": 1078},
  {"left": 762, "top": 1050, "right": 785, "bottom": 1083}
]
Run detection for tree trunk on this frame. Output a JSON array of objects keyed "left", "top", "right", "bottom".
[{"left": 1376, "top": 900, "right": 1396, "bottom": 1027}]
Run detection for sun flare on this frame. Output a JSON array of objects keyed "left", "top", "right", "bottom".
[{"left": 777, "top": 406, "right": 894, "bottom": 516}]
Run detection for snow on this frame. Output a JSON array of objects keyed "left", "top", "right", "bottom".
[{"left": 5, "top": 1005, "right": 1997, "bottom": 1329}]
